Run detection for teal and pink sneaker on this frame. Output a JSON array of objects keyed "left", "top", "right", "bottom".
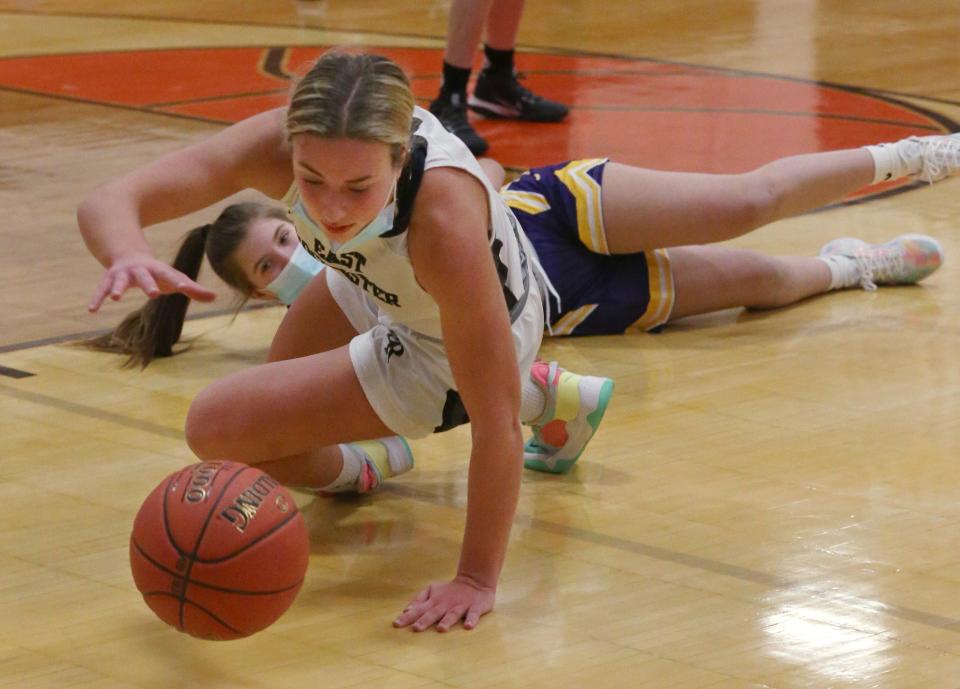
[
  {"left": 350, "top": 436, "right": 414, "bottom": 494},
  {"left": 820, "top": 234, "right": 944, "bottom": 291},
  {"left": 524, "top": 361, "right": 615, "bottom": 474}
]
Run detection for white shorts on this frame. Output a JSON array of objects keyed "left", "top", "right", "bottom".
[{"left": 326, "top": 267, "right": 544, "bottom": 438}]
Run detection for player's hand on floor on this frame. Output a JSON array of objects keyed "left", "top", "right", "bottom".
[
  {"left": 88, "top": 253, "right": 217, "bottom": 312},
  {"left": 394, "top": 576, "right": 495, "bottom": 632}
]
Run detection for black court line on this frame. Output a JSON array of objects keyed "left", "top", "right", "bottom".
[
  {"left": 0, "top": 383, "right": 183, "bottom": 439},
  {"left": 147, "top": 87, "right": 289, "bottom": 109},
  {"left": 0, "top": 83, "right": 235, "bottom": 128},
  {"left": 0, "top": 364, "right": 34, "bottom": 379},
  {"left": 382, "top": 483, "right": 960, "bottom": 635}
]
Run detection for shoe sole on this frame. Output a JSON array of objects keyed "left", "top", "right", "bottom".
[
  {"left": 524, "top": 376, "right": 615, "bottom": 474},
  {"left": 467, "top": 95, "right": 568, "bottom": 123},
  {"left": 385, "top": 436, "right": 415, "bottom": 476}
]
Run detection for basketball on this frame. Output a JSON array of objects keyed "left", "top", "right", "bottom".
[{"left": 129, "top": 461, "right": 310, "bottom": 640}]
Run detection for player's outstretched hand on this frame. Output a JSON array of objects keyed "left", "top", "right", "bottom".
[
  {"left": 394, "top": 576, "right": 495, "bottom": 632},
  {"left": 88, "top": 253, "right": 217, "bottom": 312}
]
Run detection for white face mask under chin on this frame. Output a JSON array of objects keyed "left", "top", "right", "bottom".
[
  {"left": 264, "top": 243, "right": 325, "bottom": 305},
  {"left": 334, "top": 178, "right": 398, "bottom": 253}
]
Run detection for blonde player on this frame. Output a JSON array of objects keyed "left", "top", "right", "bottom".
[{"left": 78, "top": 52, "right": 611, "bottom": 633}]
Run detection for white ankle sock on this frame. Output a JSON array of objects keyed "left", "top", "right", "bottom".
[
  {"left": 320, "top": 444, "right": 365, "bottom": 493},
  {"left": 817, "top": 255, "right": 860, "bottom": 290},
  {"left": 865, "top": 140, "right": 917, "bottom": 184},
  {"left": 520, "top": 375, "right": 547, "bottom": 424}
]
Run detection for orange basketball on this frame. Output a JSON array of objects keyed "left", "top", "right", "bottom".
[{"left": 129, "top": 461, "right": 309, "bottom": 640}]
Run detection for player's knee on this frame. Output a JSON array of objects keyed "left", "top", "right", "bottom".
[
  {"left": 185, "top": 386, "right": 226, "bottom": 460},
  {"left": 742, "top": 256, "right": 793, "bottom": 308},
  {"left": 735, "top": 172, "right": 783, "bottom": 230},
  {"left": 755, "top": 258, "right": 789, "bottom": 293}
]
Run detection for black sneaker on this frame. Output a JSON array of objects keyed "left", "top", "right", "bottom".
[
  {"left": 428, "top": 90, "right": 489, "bottom": 156},
  {"left": 468, "top": 69, "right": 569, "bottom": 122}
]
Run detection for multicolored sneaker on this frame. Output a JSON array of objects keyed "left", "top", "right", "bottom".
[
  {"left": 523, "top": 361, "right": 614, "bottom": 474},
  {"left": 819, "top": 234, "right": 944, "bottom": 291},
  {"left": 349, "top": 436, "right": 414, "bottom": 494}
]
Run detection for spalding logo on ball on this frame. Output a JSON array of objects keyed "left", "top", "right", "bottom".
[{"left": 130, "top": 461, "right": 309, "bottom": 640}]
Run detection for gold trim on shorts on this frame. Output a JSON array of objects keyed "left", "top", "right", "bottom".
[
  {"left": 554, "top": 158, "right": 610, "bottom": 255},
  {"left": 550, "top": 304, "right": 599, "bottom": 336},
  {"left": 501, "top": 189, "right": 550, "bottom": 215},
  {"left": 628, "top": 248, "right": 675, "bottom": 331}
]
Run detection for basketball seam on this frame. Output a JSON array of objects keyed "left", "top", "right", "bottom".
[
  {"left": 140, "top": 591, "right": 244, "bottom": 637},
  {"left": 194, "top": 509, "right": 303, "bottom": 564},
  {"left": 131, "top": 538, "right": 304, "bottom": 595},
  {"left": 163, "top": 464, "right": 249, "bottom": 631}
]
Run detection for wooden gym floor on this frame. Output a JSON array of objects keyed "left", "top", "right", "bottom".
[{"left": 1, "top": 2, "right": 959, "bottom": 688}]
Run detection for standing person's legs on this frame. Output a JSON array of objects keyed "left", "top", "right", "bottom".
[
  {"left": 468, "top": 0, "right": 568, "bottom": 123},
  {"left": 482, "top": 0, "right": 524, "bottom": 51},
  {"left": 431, "top": 0, "right": 495, "bottom": 155},
  {"left": 431, "top": 0, "right": 568, "bottom": 152},
  {"left": 443, "top": 0, "right": 494, "bottom": 68}
]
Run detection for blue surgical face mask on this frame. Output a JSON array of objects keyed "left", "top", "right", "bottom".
[
  {"left": 264, "top": 243, "right": 325, "bottom": 305},
  {"left": 334, "top": 178, "right": 398, "bottom": 253}
]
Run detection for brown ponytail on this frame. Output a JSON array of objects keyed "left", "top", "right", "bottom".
[
  {"left": 84, "top": 202, "right": 286, "bottom": 368},
  {"left": 85, "top": 224, "right": 210, "bottom": 368}
]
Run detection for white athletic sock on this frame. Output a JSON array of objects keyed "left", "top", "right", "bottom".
[
  {"left": 319, "top": 444, "right": 365, "bottom": 493},
  {"left": 865, "top": 140, "right": 916, "bottom": 184},
  {"left": 817, "top": 255, "right": 861, "bottom": 290},
  {"left": 520, "top": 374, "right": 547, "bottom": 424}
]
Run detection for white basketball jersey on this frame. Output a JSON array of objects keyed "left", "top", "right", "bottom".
[{"left": 282, "top": 106, "right": 541, "bottom": 340}]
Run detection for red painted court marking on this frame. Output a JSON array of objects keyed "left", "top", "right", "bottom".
[{"left": 0, "top": 45, "right": 952, "bottom": 201}]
